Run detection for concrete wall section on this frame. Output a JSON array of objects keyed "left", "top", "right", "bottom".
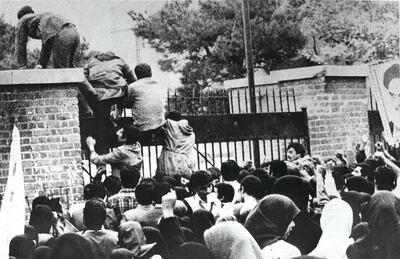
[{"left": 225, "top": 65, "right": 371, "bottom": 159}]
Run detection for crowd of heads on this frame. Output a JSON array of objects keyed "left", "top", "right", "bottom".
[{"left": 8, "top": 140, "right": 400, "bottom": 259}]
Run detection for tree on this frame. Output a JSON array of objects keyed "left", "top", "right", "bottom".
[
  {"left": 300, "top": 0, "right": 399, "bottom": 65},
  {"left": 128, "top": 0, "right": 307, "bottom": 89}
]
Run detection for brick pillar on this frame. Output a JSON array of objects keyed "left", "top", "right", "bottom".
[{"left": 0, "top": 69, "right": 85, "bottom": 212}]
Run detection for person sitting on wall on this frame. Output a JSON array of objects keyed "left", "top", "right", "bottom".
[
  {"left": 14, "top": 6, "right": 80, "bottom": 69},
  {"left": 86, "top": 123, "right": 142, "bottom": 178},
  {"left": 82, "top": 51, "right": 136, "bottom": 154},
  {"left": 116, "top": 63, "right": 167, "bottom": 141},
  {"left": 157, "top": 111, "right": 197, "bottom": 179}
]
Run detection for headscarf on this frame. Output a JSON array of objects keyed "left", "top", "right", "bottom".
[
  {"left": 191, "top": 209, "right": 215, "bottom": 244},
  {"left": 176, "top": 242, "right": 214, "bottom": 259},
  {"left": 347, "top": 191, "right": 400, "bottom": 259},
  {"left": 271, "top": 176, "right": 322, "bottom": 254},
  {"left": 118, "top": 221, "right": 155, "bottom": 257},
  {"left": 244, "top": 194, "right": 300, "bottom": 248},
  {"left": 271, "top": 175, "right": 312, "bottom": 212},
  {"left": 204, "top": 221, "right": 263, "bottom": 259},
  {"left": 310, "top": 198, "right": 353, "bottom": 259},
  {"left": 341, "top": 191, "right": 371, "bottom": 227}
]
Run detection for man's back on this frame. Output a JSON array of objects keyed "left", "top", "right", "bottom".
[
  {"left": 125, "top": 78, "right": 166, "bottom": 132},
  {"left": 85, "top": 52, "right": 135, "bottom": 101}
]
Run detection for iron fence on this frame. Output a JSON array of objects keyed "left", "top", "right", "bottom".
[{"left": 82, "top": 87, "right": 309, "bottom": 180}]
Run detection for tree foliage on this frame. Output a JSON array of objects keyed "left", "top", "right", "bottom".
[
  {"left": 129, "top": 0, "right": 399, "bottom": 89},
  {"left": 128, "top": 0, "right": 307, "bottom": 88},
  {"left": 300, "top": 0, "right": 399, "bottom": 65}
]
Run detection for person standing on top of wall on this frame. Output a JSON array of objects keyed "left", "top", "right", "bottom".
[{"left": 14, "top": 6, "right": 80, "bottom": 69}]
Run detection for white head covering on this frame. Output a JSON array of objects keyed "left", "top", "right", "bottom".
[
  {"left": 204, "top": 221, "right": 263, "bottom": 259},
  {"left": 309, "top": 198, "right": 354, "bottom": 259}
]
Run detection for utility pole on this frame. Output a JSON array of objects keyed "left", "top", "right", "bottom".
[{"left": 242, "top": 0, "right": 260, "bottom": 167}]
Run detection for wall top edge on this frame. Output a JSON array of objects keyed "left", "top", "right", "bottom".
[
  {"left": 224, "top": 65, "right": 368, "bottom": 89},
  {"left": 0, "top": 68, "right": 85, "bottom": 86}
]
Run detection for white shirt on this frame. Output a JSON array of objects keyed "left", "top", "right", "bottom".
[{"left": 185, "top": 193, "right": 221, "bottom": 216}]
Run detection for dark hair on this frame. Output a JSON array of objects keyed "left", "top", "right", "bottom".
[
  {"left": 345, "top": 176, "right": 374, "bottom": 195},
  {"left": 237, "top": 170, "right": 250, "bottom": 183},
  {"left": 83, "top": 198, "right": 106, "bottom": 230},
  {"left": 120, "top": 168, "right": 141, "bottom": 189},
  {"left": 331, "top": 165, "right": 350, "bottom": 191},
  {"left": 216, "top": 183, "right": 235, "bottom": 203},
  {"left": 189, "top": 171, "right": 211, "bottom": 191},
  {"left": 103, "top": 176, "right": 122, "bottom": 196},
  {"left": 32, "top": 196, "right": 51, "bottom": 211},
  {"left": 166, "top": 111, "right": 182, "bottom": 121},
  {"left": 221, "top": 160, "right": 240, "bottom": 181},
  {"left": 375, "top": 166, "right": 397, "bottom": 191},
  {"left": 135, "top": 183, "right": 155, "bottom": 205},
  {"left": 134, "top": 63, "right": 152, "bottom": 79},
  {"left": 174, "top": 186, "right": 191, "bottom": 200},
  {"left": 122, "top": 124, "right": 141, "bottom": 144},
  {"left": 269, "top": 160, "right": 288, "bottom": 178},
  {"left": 83, "top": 183, "right": 106, "bottom": 200},
  {"left": 49, "top": 233, "right": 95, "bottom": 259},
  {"left": 154, "top": 182, "right": 171, "bottom": 204},
  {"left": 9, "top": 234, "right": 35, "bottom": 259},
  {"left": 25, "top": 225, "right": 39, "bottom": 245},
  {"left": 34, "top": 246, "right": 53, "bottom": 259},
  {"left": 29, "top": 205, "right": 53, "bottom": 233},
  {"left": 206, "top": 167, "right": 221, "bottom": 180},
  {"left": 240, "top": 175, "right": 263, "bottom": 199},
  {"left": 287, "top": 143, "right": 306, "bottom": 157},
  {"left": 17, "top": 6, "right": 34, "bottom": 19},
  {"left": 252, "top": 168, "right": 276, "bottom": 196}
]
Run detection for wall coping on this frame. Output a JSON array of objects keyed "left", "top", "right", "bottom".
[
  {"left": 224, "top": 64, "right": 368, "bottom": 89},
  {"left": 0, "top": 68, "right": 85, "bottom": 86}
]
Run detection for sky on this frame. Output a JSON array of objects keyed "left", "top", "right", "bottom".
[{"left": 0, "top": 0, "right": 182, "bottom": 88}]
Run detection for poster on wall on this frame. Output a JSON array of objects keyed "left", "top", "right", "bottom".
[{"left": 369, "top": 59, "right": 400, "bottom": 146}]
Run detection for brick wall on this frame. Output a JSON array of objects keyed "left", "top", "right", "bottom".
[
  {"left": 0, "top": 69, "right": 85, "bottom": 213},
  {"left": 225, "top": 65, "right": 370, "bottom": 160}
]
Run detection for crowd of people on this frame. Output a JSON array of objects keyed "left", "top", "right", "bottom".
[
  {"left": 8, "top": 138, "right": 400, "bottom": 259},
  {"left": 9, "top": 5, "right": 400, "bottom": 259}
]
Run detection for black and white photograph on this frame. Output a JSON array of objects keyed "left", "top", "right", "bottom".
[{"left": 0, "top": 0, "right": 399, "bottom": 258}]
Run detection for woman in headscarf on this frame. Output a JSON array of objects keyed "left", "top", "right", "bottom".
[
  {"left": 346, "top": 191, "right": 400, "bottom": 259},
  {"left": 118, "top": 221, "right": 157, "bottom": 259},
  {"left": 272, "top": 175, "right": 322, "bottom": 254},
  {"left": 309, "top": 198, "right": 353, "bottom": 259},
  {"left": 244, "top": 194, "right": 301, "bottom": 259},
  {"left": 340, "top": 191, "right": 371, "bottom": 227},
  {"left": 190, "top": 209, "right": 215, "bottom": 244},
  {"left": 204, "top": 221, "right": 263, "bottom": 259}
]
